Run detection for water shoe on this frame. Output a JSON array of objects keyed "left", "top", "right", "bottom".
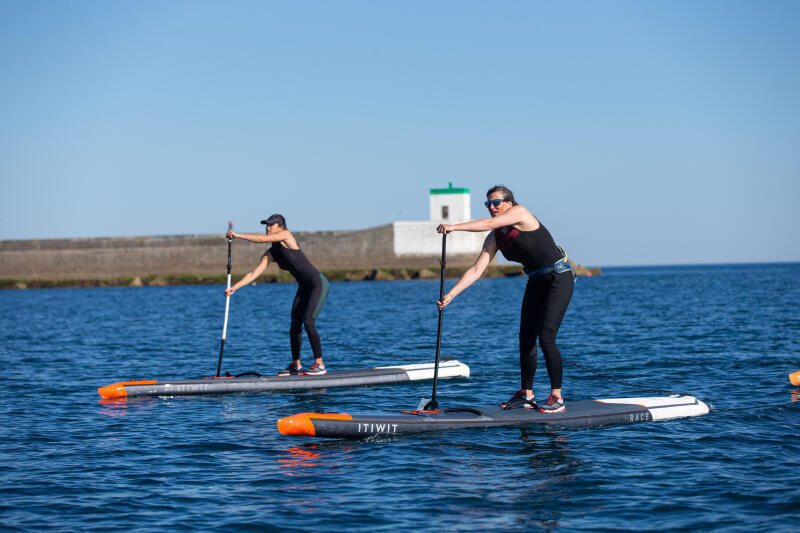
[
  {"left": 302, "top": 362, "right": 327, "bottom": 376},
  {"left": 539, "top": 393, "right": 565, "bottom": 413},
  {"left": 277, "top": 362, "right": 301, "bottom": 376},
  {"left": 501, "top": 390, "right": 537, "bottom": 410}
]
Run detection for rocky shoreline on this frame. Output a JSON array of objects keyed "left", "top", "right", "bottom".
[{"left": 1, "top": 263, "right": 601, "bottom": 290}]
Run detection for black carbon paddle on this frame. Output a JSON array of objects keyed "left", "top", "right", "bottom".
[{"left": 424, "top": 233, "right": 447, "bottom": 410}]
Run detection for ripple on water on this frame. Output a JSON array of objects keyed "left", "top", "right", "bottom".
[{"left": 1, "top": 265, "right": 799, "bottom": 531}]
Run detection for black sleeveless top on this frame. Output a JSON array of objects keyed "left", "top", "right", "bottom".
[
  {"left": 269, "top": 244, "right": 321, "bottom": 285},
  {"left": 494, "top": 223, "right": 562, "bottom": 271}
]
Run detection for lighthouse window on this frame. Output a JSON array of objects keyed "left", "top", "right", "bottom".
[{"left": 441, "top": 206, "right": 449, "bottom": 219}]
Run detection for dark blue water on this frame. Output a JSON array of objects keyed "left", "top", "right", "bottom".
[{"left": 1, "top": 264, "right": 799, "bottom": 531}]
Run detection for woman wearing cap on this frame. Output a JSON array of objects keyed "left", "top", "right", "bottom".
[
  {"left": 436, "top": 185, "right": 574, "bottom": 413},
  {"left": 225, "top": 214, "right": 329, "bottom": 376}
]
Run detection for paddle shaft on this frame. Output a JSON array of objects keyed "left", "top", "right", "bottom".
[
  {"left": 216, "top": 223, "right": 233, "bottom": 377},
  {"left": 425, "top": 233, "right": 447, "bottom": 410}
]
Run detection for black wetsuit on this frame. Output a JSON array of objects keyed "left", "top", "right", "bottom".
[
  {"left": 495, "top": 223, "right": 573, "bottom": 391},
  {"left": 269, "top": 244, "right": 329, "bottom": 361}
]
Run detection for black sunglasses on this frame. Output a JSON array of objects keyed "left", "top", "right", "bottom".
[{"left": 484, "top": 199, "right": 507, "bottom": 208}]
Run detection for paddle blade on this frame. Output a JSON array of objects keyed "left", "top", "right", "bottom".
[{"left": 424, "top": 398, "right": 439, "bottom": 411}]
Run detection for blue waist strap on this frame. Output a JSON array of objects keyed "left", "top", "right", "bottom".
[{"left": 524, "top": 247, "right": 576, "bottom": 281}]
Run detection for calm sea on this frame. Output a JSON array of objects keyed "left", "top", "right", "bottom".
[{"left": 1, "top": 264, "right": 798, "bottom": 532}]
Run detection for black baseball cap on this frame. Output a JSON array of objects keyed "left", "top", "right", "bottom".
[{"left": 260, "top": 215, "right": 283, "bottom": 226}]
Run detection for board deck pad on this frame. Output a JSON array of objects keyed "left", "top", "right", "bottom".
[
  {"left": 98, "top": 360, "right": 470, "bottom": 399},
  {"left": 277, "top": 395, "right": 709, "bottom": 438}
]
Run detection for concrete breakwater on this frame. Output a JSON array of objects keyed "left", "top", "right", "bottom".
[{"left": 0, "top": 225, "right": 601, "bottom": 289}]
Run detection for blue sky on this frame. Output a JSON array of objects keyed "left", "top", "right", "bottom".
[{"left": 1, "top": 1, "right": 798, "bottom": 266}]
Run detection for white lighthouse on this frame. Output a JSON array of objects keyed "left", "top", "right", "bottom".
[
  {"left": 429, "top": 182, "right": 471, "bottom": 223},
  {"left": 392, "top": 183, "right": 488, "bottom": 257}
]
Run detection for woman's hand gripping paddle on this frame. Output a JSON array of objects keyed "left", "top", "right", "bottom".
[
  {"left": 423, "top": 233, "right": 447, "bottom": 411},
  {"left": 216, "top": 222, "right": 233, "bottom": 377}
]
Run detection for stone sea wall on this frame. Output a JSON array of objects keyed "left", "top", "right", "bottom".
[{"left": 0, "top": 225, "right": 601, "bottom": 288}]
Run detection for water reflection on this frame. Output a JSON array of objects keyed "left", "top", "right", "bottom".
[
  {"left": 279, "top": 445, "right": 322, "bottom": 469},
  {"left": 790, "top": 389, "right": 800, "bottom": 402},
  {"left": 515, "top": 431, "right": 581, "bottom": 530},
  {"left": 278, "top": 442, "right": 357, "bottom": 477},
  {"left": 443, "top": 429, "right": 581, "bottom": 530},
  {"left": 289, "top": 390, "right": 330, "bottom": 405},
  {"left": 97, "top": 397, "right": 158, "bottom": 416}
]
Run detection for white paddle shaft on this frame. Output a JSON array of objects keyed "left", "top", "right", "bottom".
[{"left": 221, "top": 273, "right": 231, "bottom": 340}]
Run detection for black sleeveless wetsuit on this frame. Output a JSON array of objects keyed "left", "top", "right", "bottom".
[
  {"left": 495, "top": 223, "right": 573, "bottom": 391},
  {"left": 269, "top": 244, "right": 329, "bottom": 361}
]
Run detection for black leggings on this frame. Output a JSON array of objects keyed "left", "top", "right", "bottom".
[
  {"left": 519, "top": 270, "right": 573, "bottom": 391},
  {"left": 289, "top": 274, "right": 329, "bottom": 361}
]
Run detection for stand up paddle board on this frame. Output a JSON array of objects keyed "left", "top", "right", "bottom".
[
  {"left": 98, "top": 359, "right": 470, "bottom": 399},
  {"left": 277, "top": 395, "right": 709, "bottom": 438}
]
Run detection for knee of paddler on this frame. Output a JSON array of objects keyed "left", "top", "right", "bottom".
[{"left": 538, "top": 331, "right": 559, "bottom": 352}]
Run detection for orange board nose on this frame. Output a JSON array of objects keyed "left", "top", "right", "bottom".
[
  {"left": 97, "top": 380, "right": 158, "bottom": 399},
  {"left": 277, "top": 413, "right": 352, "bottom": 437},
  {"left": 790, "top": 371, "right": 800, "bottom": 386}
]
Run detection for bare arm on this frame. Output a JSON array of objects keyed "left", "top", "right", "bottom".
[
  {"left": 437, "top": 205, "right": 538, "bottom": 234},
  {"left": 226, "top": 229, "right": 292, "bottom": 244},
  {"left": 437, "top": 232, "right": 498, "bottom": 309},
  {"left": 225, "top": 254, "right": 270, "bottom": 296}
]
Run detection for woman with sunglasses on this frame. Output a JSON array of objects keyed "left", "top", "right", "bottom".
[
  {"left": 225, "top": 214, "right": 329, "bottom": 376},
  {"left": 437, "top": 185, "right": 574, "bottom": 413}
]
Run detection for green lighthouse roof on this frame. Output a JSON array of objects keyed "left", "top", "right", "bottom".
[{"left": 430, "top": 182, "right": 469, "bottom": 195}]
